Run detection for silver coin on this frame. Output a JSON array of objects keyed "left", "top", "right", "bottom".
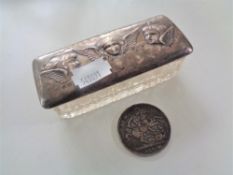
[{"left": 118, "top": 104, "right": 171, "bottom": 155}]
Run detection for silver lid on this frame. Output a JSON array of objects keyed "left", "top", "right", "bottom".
[{"left": 32, "top": 15, "right": 193, "bottom": 108}]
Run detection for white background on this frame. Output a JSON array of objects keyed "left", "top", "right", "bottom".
[{"left": 0, "top": 0, "right": 232, "bottom": 175}]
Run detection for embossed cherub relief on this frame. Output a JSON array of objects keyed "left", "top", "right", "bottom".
[
  {"left": 40, "top": 49, "right": 79, "bottom": 105},
  {"left": 142, "top": 23, "right": 174, "bottom": 46},
  {"left": 75, "top": 27, "right": 140, "bottom": 72}
]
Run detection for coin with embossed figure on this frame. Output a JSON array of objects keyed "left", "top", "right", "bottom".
[{"left": 118, "top": 104, "right": 171, "bottom": 155}]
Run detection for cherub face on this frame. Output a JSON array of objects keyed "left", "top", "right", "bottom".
[
  {"left": 62, "top": 52, "right": 80, "bottom": 70},
  {"left": 142, "top": 24, "right": 166, "bottom": 45},
  {"left": 103, "top": 41, "right": 123, "bottom": 56},
  {"left": 143, "top": 30, "right": 160, "bottom": 44}
]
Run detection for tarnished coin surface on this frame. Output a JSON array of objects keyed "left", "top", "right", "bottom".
[{"left": 118, "top": 104, "right": 170, "bottom": 155}]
